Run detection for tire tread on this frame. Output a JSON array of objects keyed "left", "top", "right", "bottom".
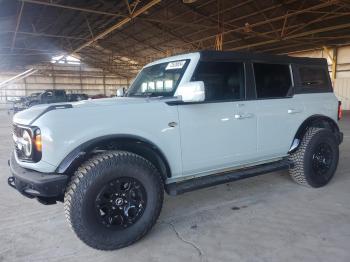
[
  {"left": 64, "top": 151, "right": 164, "bottom": 250},
  {"left": 288, "top": 127, "right": 322, "bottom": 186}
]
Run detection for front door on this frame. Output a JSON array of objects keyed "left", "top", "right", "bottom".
[{"left": 177, "top": 60, "right": 257, "bottom": 176}]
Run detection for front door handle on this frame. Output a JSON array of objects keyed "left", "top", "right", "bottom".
[
  {"left": 234, "top": 113, "right": 253, "bottom": 119},
  {"left": 288, "top": 108, "right": 302, "bottom": 114}
]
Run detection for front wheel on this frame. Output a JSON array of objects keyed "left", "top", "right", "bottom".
[
  {"left": 288, "top": 127, "right": 339, "bottom": 187},
  {"left": 64, "top": 151, "right": 164, "bottom": 250}
]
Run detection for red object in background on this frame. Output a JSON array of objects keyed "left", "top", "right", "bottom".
[
  {"left": 338, "top": 101, "right": 343, "bottom": 120},
  {"left": 90, "top": 94, "right": 107, "bottom": 99}
]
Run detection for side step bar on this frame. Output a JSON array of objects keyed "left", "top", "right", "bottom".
[{"left": 166, "top": 159, "right": 293, "bottom": 196}]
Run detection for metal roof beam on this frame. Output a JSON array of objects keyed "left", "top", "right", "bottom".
[
  {"left": 11, "top": 2, "right": 25, "bottom": 51},
  {"left": 228, "top": 23, "right": 350, "bottom": 51},
  {"left": 177, "top": 1, "right": 339, "bottom": 48},
  {"left": 21, "top": 0, "right": 128, "bottom": 18},
  {"left": 20, "top": 0, "right": 216, "bottom": 29},
  {"left": 68, "top": 0, "right": 160, "bottom": 53}
]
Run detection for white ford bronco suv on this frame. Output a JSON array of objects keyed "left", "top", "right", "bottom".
[{"left": 8, "top": 51, "right": 343, "bottom": 250}]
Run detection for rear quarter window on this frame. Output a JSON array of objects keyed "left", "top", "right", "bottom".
[{"left": 295, "top": 65, "right": 332, "bottom": 93}]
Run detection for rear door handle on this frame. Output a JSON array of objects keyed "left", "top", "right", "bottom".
[
  {"left": 288, "top": 108, "right": 302, "bottom": 114},
  {"left": 234, "top": 113, "right": 253, "bottom": 119}
]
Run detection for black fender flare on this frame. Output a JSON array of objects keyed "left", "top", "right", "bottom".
[
  {"left": 289, "top": 114, "right": 341, "bottom": 153},
  {"left": 56, "top": 134, "right": 171, "bottom": 179}
]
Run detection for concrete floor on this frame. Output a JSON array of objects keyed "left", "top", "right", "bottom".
[{"left": 0, "top": 111, "right": 349, "bottom": 262}]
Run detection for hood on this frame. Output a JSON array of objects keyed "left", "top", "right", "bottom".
[
  {"left": 72, "top": 97, "right": 146, "bottom": 108},
  {"left": 13, "top": 97, "right": 150, "bottom": 126}
]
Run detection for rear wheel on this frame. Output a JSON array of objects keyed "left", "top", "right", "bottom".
[
  {"left": 64, "top": 151, "right": 164, "bottom": 250},
  {"left": 288, "top": 127, "right": 339, "bottom": 187}
]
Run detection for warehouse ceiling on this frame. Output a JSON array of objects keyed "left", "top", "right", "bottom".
[{"left": 1, "top": 0, "right": 350, "bottom": 78}]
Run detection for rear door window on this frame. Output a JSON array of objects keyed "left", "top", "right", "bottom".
[{"left": 253, "top": 63, "right": 292, "bottom": 99}]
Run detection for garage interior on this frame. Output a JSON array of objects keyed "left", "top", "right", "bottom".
[{"left": 0, "top": 0, "right": 350, "bottom": 261}]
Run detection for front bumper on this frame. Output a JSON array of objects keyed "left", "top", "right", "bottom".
[{"left": 8, "top": 152, "right": 68, "bottom": 204}]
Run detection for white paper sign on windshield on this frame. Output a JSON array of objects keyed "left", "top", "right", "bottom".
[{"left": 166, "top": 60, "right": 186, "bottom": 70}]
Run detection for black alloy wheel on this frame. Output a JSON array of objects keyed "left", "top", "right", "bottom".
[
  {"left": 95, "top": 177, "right": 147, "bottom": 229},
  {"left": 311, "top": 143, "right": 334, "bottom": 179}
]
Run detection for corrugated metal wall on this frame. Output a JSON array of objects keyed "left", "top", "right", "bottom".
[
  {"left": 0, "top": 63, "right": 129, "bottom": 103},
  {"left": 334, "top": 79, "right": 350, "bottom": 110}
]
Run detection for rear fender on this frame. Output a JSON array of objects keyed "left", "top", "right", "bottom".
[{"left": 289, "top": 115, "right": 341, "bottom": 153}]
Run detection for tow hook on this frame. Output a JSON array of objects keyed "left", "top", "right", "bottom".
[{"left": 8, "top": 177, "right": 16, "bottom": 189}]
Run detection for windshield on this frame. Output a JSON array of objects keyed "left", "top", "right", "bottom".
[{"left": 127, "top": 59, "right": 189, "bottom": 97}]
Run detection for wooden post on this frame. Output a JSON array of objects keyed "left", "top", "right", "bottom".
[
  {"left": 51, "top": 64, "right": 56, "bottom": 89},
  {"left": 23, "top": 77, "right": 27, "bottom": 96},
  {"left": 103, "top": 73, "right": 106, "bottom": 95},
  {"left": 332, "top": 47, "right": 337, "bottom": 82},
  {"left": 79, "top": 64, "right": 83, "bottom": 92},
  {"left": 323, "top": 46, "right": 337, "bottom": 82}
]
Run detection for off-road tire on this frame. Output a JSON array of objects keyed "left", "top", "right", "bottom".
[
  {"left": 64, "top": 151, "right": 164, "bottom": 250},
  {"left": 288, "top": 127, "right": 339, "bottom": 187}
]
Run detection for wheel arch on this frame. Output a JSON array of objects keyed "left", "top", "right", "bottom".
[
  {"left": 289, "top": 114, "right": 341, "bottom": 153},
  {"left": 56, "top": 135, "right": 171, "bottom": 181}
]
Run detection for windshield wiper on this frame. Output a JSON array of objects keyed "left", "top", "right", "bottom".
[{"left": 128, "top": 92, "right": 163, "bottom": 98}]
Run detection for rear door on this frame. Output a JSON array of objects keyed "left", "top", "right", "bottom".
[{"left": 251, "top": 62, "right": 305, "bottom": 158}]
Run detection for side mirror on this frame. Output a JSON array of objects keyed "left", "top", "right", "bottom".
[
  {"left": 175, "top": 81, "right": 205, "bottom": 102},
  {"left": 116, "top": 88, "right": 125, "bottom": 97}
]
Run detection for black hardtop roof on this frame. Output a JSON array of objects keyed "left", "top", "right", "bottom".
[{"left": 199, "top": 50, "right": 327, "bottom": 66}]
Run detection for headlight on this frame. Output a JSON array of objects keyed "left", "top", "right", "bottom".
[
  {"left": 13, "top": 125, "right": 42, "bottom": 162},
  {"left": 22, "top": 130, "right": 32, "bottom": 157}
]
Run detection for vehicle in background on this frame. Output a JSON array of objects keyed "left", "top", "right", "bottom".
[
  {"left": 8, "top": 93, "right": 42, "bottom": 113},
  {"left": 9, "top": 91, "right": 90, "bottom": 114},
  {"left": 7, "top": 96, "right": 27, "bottom": 114},
  {"left": 116, "top": 88, "right": 126, "bottom": 97},
  {"left": 6, "top": 96, "right": 23, "bottom": 103},
  {"left": 90, "top": 94, "right": 107, "bottom": 99},
  {"left": 67, "top": 93, "right": 89, "bottom": 102},
  {"left": 27, "top": 89, "right": 67, "bottom": 107},
  {"left": 28, "top": 92, "right": 41, "bottom": 99}
]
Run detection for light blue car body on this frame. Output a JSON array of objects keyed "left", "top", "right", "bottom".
[{"left": 13, "top": 52, "right": 339, "bottom": 184}]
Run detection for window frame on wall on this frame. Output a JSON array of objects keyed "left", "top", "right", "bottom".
[
  {"left": 189, "top": 59, "right": 247, "bottom": 103},
  {"left": 293, "top": 64, "right": 332, "bottom": 94},
  {"left": 250, "top": 61, "right": 295, "bottom": 100}
]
